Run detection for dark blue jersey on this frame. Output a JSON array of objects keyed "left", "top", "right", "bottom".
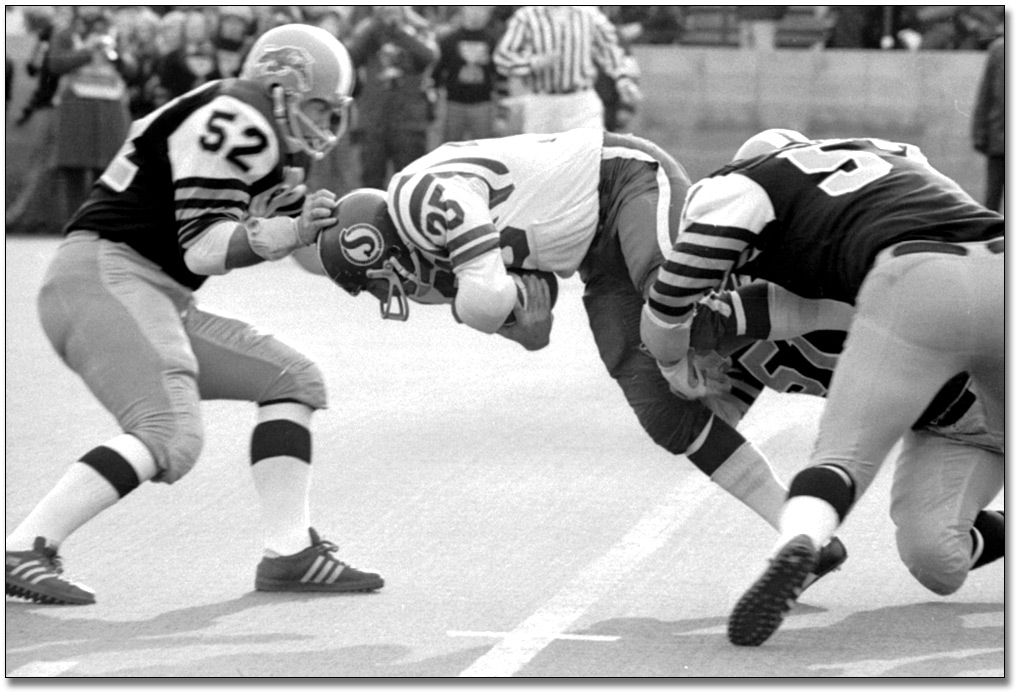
[{"left": 65, "top": 79, "right": 309, "bottom": 290}]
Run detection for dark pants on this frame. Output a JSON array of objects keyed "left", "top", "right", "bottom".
[
  {"left": 985, "top": 154, "right": 1005, "bottom": 214},
  {"left": 359, "top": 127, "right": 428, "bottom": 190}
]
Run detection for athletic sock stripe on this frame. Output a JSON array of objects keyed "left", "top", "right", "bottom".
[{"left": 301, "top": 556, "right": 325, "bottom": 583}]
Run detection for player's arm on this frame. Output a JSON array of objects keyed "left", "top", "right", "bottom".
[
  {"left": 168, "top": 95, "right": 335, "bottom": 276},
  {"left": 640, "top": 174, "right": 773, "bottom": 366},
  {"left": 690, "top": 281, "right": 855, "bottom": 354},
  {"left": 453, "top": 250, "right": 518, "bottom": 334}
]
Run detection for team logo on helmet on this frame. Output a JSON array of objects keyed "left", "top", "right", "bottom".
[
  {"left": 253, "top": 45, "right": 315, "bottom": 93},
  {"left": 340, "top": 224, "right": 385, "bottom": 267}
]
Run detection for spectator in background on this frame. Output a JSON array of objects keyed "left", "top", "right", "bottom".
[
  {"left": 914, "top": 6, "right": 1004, "bottom": 50},
  {"left": 304, "top": 6, "right": 361, "bottom": 199},
  {"left": 825, "top": 6, "right": 918, "bottom": 50},
  {"left": 347, "top": 6, "right": 438, "bottom": 189},
  {"left": 596, "top": 10, "right": 641, "bottom": 133},
  {"left": 114, "top": 6, "right": 162, "bottom": 117},
  {"left": 14, "top": 9, "right": 61, "bottom": 127},
  {"left": 156, "top": 10, "right": 219, "bottom": 100},
  {"left": 972, "top": 33, "right": 1005, "bottom": 213},
  {"left": 736, "top": 6, "right": 787, "bottom": 51},
  {"left": 494, "top": 6, "right": 640, "bottom": 135},
  {"left": 47, "top": 5, "right": 132, "bottom": 222},
  {"left": 433, "top": 6, "right": 501, "bottom": 144},
  {"left": 633, "top": 6, "right": 686, "bottom": 45},
  {"left": 212, "top": 6, "right": 255, "bottom": 78}
]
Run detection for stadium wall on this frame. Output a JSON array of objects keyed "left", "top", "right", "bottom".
[{"left": 629, "top": 47, "right": 989, "bottom": 202}]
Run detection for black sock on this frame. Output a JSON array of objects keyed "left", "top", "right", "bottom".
[{"left": 971, "top": 510, "right": 1004, "bottom": 569}]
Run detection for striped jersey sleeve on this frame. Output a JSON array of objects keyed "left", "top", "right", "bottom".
[
  {"left": 166, "top": 95, "right": 282, "bottom": 248},
  {"left": 647, "top": 174, "right": 775, "bottom": 325},
  {"left": 387, "top": 169, "right": 501, "bottom": 272}
]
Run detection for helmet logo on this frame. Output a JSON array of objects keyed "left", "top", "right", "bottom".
[
  {"left": 340, "top": 224, "right": 384, "bottom": 267},
  {"left": 253, "top": 45, "right": 315, "bottom": 93}
]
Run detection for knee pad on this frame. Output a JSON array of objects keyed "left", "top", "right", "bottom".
[
  {"left": 129, "top": 408, "right": 204, "bottom": 485},
  {"left": 262, "top": 356, "right": 328, "bottom": 410},
  {"left": 894, "top": 522, "right": 972, "bottom": 596}
]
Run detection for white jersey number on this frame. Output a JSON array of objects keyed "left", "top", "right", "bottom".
[{"left": 778, "top": 138, "right": 928, "bottom": 197}]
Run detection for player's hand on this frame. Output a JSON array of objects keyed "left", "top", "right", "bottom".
[
  {"left": 498, "top": 273, "right": 553, "bottom": 351},
  {"left": 297, "top": 189, "right": 338, "bottom": 245},
  {"left": 616, "top": 77, "right": 642, "bottom": 107},
  {"left": 658, "top": 350, "right": 731, "bottom": 399}
]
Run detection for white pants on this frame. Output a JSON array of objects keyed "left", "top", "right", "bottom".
[{"left": 514, "top": 89, "right": 605, "bottom": 134}]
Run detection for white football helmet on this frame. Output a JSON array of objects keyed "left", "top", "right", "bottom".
[
  {"left": 241, "top": 24, "right": 354, "bottom": 159},
  {"left": 732, "top": 128, "right": 810, "bottom": 161}
]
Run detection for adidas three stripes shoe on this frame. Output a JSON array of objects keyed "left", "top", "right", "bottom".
[
  {"left": 255, "top": 528, "right": 384, "bottom": 593},
  {"left": 6, "top": 537, "right": 96, "bottom": 605}
]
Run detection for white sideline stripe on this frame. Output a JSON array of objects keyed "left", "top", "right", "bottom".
[
  {"left": 9, "top": 661, "right": 79, "bottom": 677},
  {"left": 448, "top": 630, "right": 620, "bottom": 642},
  {"left": 459, "top": 477, "right": 716, "bottom": 677}
]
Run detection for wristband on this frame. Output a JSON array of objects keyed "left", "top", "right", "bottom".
[{"left": 244, "top": 216, "right": 302, "bottom": 261}]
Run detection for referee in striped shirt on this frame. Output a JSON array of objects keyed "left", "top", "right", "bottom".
[{"left": 494, "top": 6, "right": 641, "bottom": 134}]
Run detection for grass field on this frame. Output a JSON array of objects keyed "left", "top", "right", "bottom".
[{"left": 4, "top": 236, "right": 1005, "bottom": 679}]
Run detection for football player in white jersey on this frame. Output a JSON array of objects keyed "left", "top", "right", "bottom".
[
  {"left": 315, "top": 128, "right": 850, "bottom": 589},
  {"left": 6, "top": 25, "right": 383, "bottom": 606}
]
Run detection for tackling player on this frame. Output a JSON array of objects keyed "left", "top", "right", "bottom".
[
  {"left": 312, "top": 128, "right": 848, "bottom": 590},
  {"left": 6, "top": 25, "right": 384, "bottom": 606},
  {"left": 641, "top": 129, "right": 1004, "bottom": 646}
]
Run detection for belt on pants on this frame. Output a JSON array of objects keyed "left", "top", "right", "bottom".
[{"left": 876, "top": 237, "right": 1004, "bottom": 264}]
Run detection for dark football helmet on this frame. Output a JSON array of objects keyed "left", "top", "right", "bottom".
[{"left": 318, "top": 189, "right": 452, "bottom": 321}]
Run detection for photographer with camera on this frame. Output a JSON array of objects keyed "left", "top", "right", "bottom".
[{"left": 47, "top": 6, "right": 131, "bottom": 221}]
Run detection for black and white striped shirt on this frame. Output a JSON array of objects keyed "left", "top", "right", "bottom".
[{"left": 494, "top": 6, "right": 636, "bottom": 94}]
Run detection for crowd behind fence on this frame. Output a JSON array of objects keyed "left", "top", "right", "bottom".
[{"left": 4, "top": 6, "right": 1005, "bottom": 234}]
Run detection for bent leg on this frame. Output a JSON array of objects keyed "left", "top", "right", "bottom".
[{"left": 891, "top": 430, "right": 1004, "bottom": 595}]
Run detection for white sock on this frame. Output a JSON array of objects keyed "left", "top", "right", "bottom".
[
  {"left": 773, "top": 496, "right": 840, "bottom": 554},
  {"left": 252, "top": 456, "right": 312, "bottom": 556},
  {"left": 252, "top": 403, "right": 314, "bottom": 557},
  {"left": 6, "top": 435, "right": 157, "bottom": 552},
  {"left": 710, "top": 442, "right": 788, "bottom": 530},
  {"left": 7, "top": 463, "right": 120, "bottom": 551}
]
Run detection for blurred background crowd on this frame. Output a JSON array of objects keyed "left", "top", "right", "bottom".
[{"left": 4, "top": 5, "right": 1006, "bottom": 234}]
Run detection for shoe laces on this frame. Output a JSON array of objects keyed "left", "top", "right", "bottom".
[
  {"left": 311, "top": 536, "right": 346, "bottom": 565},
  {"left": 36, "top": 544, "right": 64, "bottom": 573}
]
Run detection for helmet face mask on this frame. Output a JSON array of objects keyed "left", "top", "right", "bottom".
[
  {"left": 241, "top": 24, "right": 355, "bottom": 160},
  {"left": 318, "top": 189, "right": 431, "bottom": 321}
]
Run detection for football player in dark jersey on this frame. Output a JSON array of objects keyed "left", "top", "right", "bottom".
[
  {"left": 6, "top": 25, "right": 384, "bottom": 605},
  {"left": 642, "top": 129, "right": 1004, "bottom": 646}
]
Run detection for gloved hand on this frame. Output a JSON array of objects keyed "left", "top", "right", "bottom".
[{"left": 658, "top": 350, "right": 732, "bottom": 400}]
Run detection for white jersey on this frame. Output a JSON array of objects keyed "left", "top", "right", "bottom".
[{"left": 386, "top": 128, "right": 603, "bottom": 277}]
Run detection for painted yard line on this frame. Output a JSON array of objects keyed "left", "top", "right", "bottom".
[
  {"left": 448, "top": 630, "right": 620, "bottom": 642},
  {"left": 8, "top": 661, "right": 80, "bottom": 677},
  {"left": 458, "top": 477, "right": 717, "bottom": 677},
  {"left": 806, "top": 648, "right": 1004, "bottom": 677}
]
